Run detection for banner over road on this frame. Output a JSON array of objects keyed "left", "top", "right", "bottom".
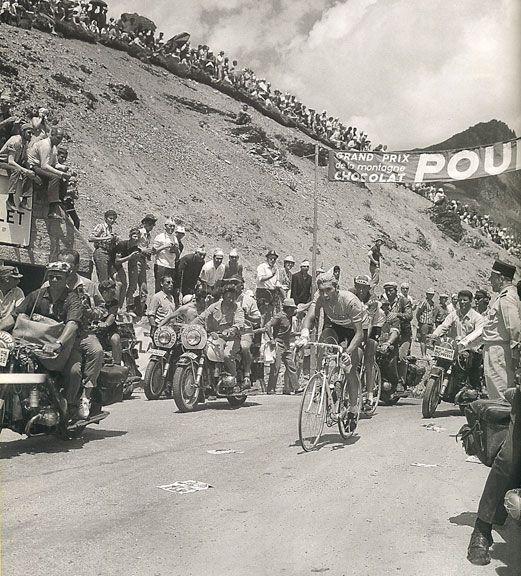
[{"left": 328, "top": 137, "right": 521, "bottom": 184}]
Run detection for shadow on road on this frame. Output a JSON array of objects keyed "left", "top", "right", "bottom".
[
  {"left": 449, "top": 512, "right": 521, "bottom": 575},
  {"left": 0, "top": 428, "right": 127, "bottom": 459},
  {"left": 290, "top": 433, "right": 360, "bottom": 454},
  {"left": 175, "top": 400, "right": 261, "bottom": 413}
]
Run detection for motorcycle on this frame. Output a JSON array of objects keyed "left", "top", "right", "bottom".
[
  {"left": 377, "top": 346, "right": 426, "bottom": 405},
  {"left": 0, "top": 331, "right": 126, "bottom": 440},
  {"left": 171, "top": 324, "right": 248, "bottom": 412},
  {"left": 422, "top": 336, "right": 484, "bottom": 418},
  {"left": 143, "top": 323, "right": 184, "bottom": 400}
]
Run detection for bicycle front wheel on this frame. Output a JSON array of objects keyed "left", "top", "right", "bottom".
[
  {"left": 298, "top": 373, "right": 326, "bottom": 452},
  {"left": 338, "top": 377, "right": 362, "bottom": 439}
]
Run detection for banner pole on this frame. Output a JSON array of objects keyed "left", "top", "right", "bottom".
[{"left": 312, "top": 143, "right": 318, "bottom": 293}]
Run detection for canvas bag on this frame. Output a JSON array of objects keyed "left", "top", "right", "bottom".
[{"left": 12, "top": 288, "right": 75, "bottom": 371}]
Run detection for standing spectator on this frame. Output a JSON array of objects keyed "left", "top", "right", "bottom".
[
  {"left": 290, "top": 260, "right": 312, "bottom": 305},
  {"left": 0, "top": 265, "right": 24, "bottom": 322},
  {"left": 199, "top": 248, "right": 225, "bottom": 296},
  {"left": 261, "top": 297, "right": 299, "bottom": 394},
  {"left": 223, "top": 248, "right": 243, "bottom": 279},
  {"left": 133, "top": 213, "right": 157, "bottom": 314},
  {"left": 256, "top": 250, "right": 281, "bottom": 313},
  {"left": 449, "top": 293, "right": 458, "bottom": 313},
  {"left": 111, "top": 227, "right": 142, "bottom": 311},
  {"left": 175, "top": 247, "right": 206, "bottom": 299},
  {"left": 333, "top": 265, "right": 341, "bottom": 284},
  {"left": 89, "top": 209, "right": 118, "bottom": 282},
  {"left": 147, "top": 275, "right": 177, "bottom": 339},
  {"left": 474, "top": 289, "right": 491, "bottom": 315},
  {"left": 368, "top": 239, "right": 384, "bottom": 285},
  {"left": 460, "top": 260, "right": 520, "bottom": 400},
  {"left": 57, "top": 146, "right": 80, "bottom": 229},
  {"left": 29, "top": 107, "right": 50, "bottom": 145},
  {"left": 416, "top": 289, "right": 436, "bottom": 357},
  {"left": 0, "top": 122, "right": 37, "bottom": 210},
  {"left": 280, "top": 255, "right": 295, "bottom": 298},
  {"left": 434, "top": 293, "right": 450, "bottom": 326},
  {"left": 26, "top": 127, "right": 69, "bottom": 219},
  {"left": 400, "top": 282, "right": 415, "bottom": 310},
  {"left": 152, "top": 217, "right": 179, "bottom": 293}
]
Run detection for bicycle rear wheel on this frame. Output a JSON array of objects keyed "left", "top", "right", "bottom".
[
  {"left": 338, "top": 377, "right": 362, "bottom": 439},
  {"left": 298, "top": 373, "right": 326, "bottom": 452}
]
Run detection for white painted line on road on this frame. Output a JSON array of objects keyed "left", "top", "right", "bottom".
[
  {"left": 207, "top": 449, "right": 244, "bottom": 455},
  {"left": 410, "top": 462, "right": 439, "bottom": 468}
]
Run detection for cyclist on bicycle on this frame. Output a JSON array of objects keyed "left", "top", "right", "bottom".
[
  {"left": 299, "top": 270, "right": 366, "bottom": 431},
  {"left": 351, "top": 274, "right": 381, "bottom": 411}
]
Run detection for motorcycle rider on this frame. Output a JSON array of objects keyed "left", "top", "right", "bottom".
[
  {"left": 377, "top": 297, "right": 402, "bottom": 392},
  {"left": 193, "top": 278, "right": 246, "bottom": 390},
  {"left": 159, "top": 283, "right": 207, "bottom": 326},
  {"left": 383, "top": 281, "right": 413, "bottom": 381},
  {"left": 431, "top": 290, "right": 485, "bottom": 391},
  {"left": 236, "top": 277, "right": 261, "bottom": 390},
  {"left": 5, "top": 262, "right": 89, "bottom": 418},
  {"left": 299, "top": 270, "right": 366, "bottom": 432}
]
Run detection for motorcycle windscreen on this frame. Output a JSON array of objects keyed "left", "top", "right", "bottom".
[{"left": 206, "top": 335, "right": 225, "bottom": 363}]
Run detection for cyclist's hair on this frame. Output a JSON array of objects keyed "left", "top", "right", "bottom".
[
  {"left": 317, "top": 271, "right": 338, "bottom": 288},
  {"left": 457, "top": 289, "right": 473, "bottom": 300}
]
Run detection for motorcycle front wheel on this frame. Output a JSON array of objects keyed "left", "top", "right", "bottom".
[
  {"left": 422, "top": 376, "right": 441, "bottom": 418},
  {"left": 172, "top": 363, "right": 200, "bottom": 412},
  {"left": 143, "top": 358, "right": 166, "bottom": 400}
]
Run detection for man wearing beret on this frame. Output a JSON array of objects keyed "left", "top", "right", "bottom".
[{"left": 460, "top": 259, "right": 520, "bottom": 400}]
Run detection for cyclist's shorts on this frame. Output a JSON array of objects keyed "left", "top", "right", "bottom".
[{"left": 321, "top": 320, "right": 355, "bottom": 347}]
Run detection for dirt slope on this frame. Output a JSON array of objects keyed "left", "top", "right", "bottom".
[{"left": 0, "top": 26, "right": 518, "bottom": 294}]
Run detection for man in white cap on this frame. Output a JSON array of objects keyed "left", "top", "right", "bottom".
[
  {"left": 291, "top": 260, "right": 312, "bottom": 305},
  {"left": 152, "top": 217, "right": 179, "bottom": 293},
  {"left": 199, "top": 248, "right": 225, "bottom": 297},
  {"left": 416, "top": 288, "right": 436, "bottom": 357},
  {"left": 256, "top": 250, "right": 281, "bottom": 313},
  {"left": 280, "top": 255, "right": 295, "bottom": 298},
  {"left": 224, "top": 248, "right": 243, "bottom": 280}
]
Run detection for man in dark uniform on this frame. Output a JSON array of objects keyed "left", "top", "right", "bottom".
[{"left": 290, "top": 260, "right": 312, "bottom": 305}]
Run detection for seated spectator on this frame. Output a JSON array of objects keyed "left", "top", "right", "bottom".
[
  {"left": 26, "top": 126, "right": 70, "bottom": 219},
  {"left": 29, "top": 107, "right": 50, "bottom": 146}
]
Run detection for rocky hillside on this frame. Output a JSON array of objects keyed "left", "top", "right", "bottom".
[
  {"left": 0, "top": 26, "right": 518, "bottom": 294},
  {"left": 424, "top": 120, "right": 521, "bottom": 228}
]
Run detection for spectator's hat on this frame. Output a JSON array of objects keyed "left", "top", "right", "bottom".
[
  {"left": 21, "top": 123, "right": 33, "bottom": 131},
  {"left": 266, "top": 250, "right": 278, "bottom": 258},
  {"left": 229, "top": 249, "right": 239, "bottom": 257},
  {"left": 300, "top": 260, "right": 310, "bottom": 267},
  {"left": 439, "top": 293, "right": 449, "bottom": 298},
  {"left": 282, "top": 298, "right": 297, "bottom": 309},
  {"left": 284, "top": 255, "right": 295, "bottom": 263},
  {"left": 214, "top": 248, "right": 224, "bottom": 258},
  {"left": 383, "top": 281, "right": 397, "bottom": 289},
  {"left": 46, "top": 261, "right": 72, "bottom": 274},
  {"left": 492, "top": 259, "right": 516, "bottom": 280},
  {"left": 0, "top": 265, "right": 22, "bottom": 278},
  {"left": 142, "top": 213, "right": 157, "bottom": 223},
  {"left": 182, "top": 295, "right": 194, "bottom": 305},
  {"left": 474, "top": 289, "right": 489, "bottom": 300},
  {"left": 354, "top": 274, "right": 371, "bottom": 286},
  {"left": 426, "top": 288, "right": 435, "bottom": 294},
  {"left": 400, "top": 282, "right": 410, "bottom": 289},
  {"left": 175, "top": 224, "right": 186, "bottom": 234}
]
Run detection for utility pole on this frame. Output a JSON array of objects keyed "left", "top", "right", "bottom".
[{"left": 311, "top": 143, "right": 319, "bottom": 295}]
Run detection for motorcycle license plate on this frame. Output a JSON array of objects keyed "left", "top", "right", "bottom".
[
  {"left": 0, "top": 348, "right": 9, "bottom": 367},
  {"left": 149, "top": 349, "right": 167, "bottom": 357},
  {"left": 433, "top": 345, "right": 454, "bottom": 361}
]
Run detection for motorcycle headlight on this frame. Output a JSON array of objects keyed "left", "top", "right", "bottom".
[
  {"left": 0, "top": 331, "right": 14, "bottom": 350},
  {"left": 181, "top": 325, "right": 207, "bottom": 350},
  {"left": 153, "top": 327, "right": 177, "bottom": 349}
]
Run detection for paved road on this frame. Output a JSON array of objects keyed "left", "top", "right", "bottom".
[{"left": 2, "top": 392, "right": 520, "bottom": 576}]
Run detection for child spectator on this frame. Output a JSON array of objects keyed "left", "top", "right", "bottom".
[{"left": 95, "top": 278, "right": 122, "bottom": 365}]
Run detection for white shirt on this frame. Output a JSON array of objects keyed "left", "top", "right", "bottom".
[
  {"left": 199, "top": 261, "right": 225, "bottom": 287},
  {"left": 153, "top": 232, "right": 179, "bottom": 269},
  {"left": 256, "top": 262, "right": 279, "bottom": 290},
  {"left": 0, "top": 287, "right": 24, "bottom": 319}
]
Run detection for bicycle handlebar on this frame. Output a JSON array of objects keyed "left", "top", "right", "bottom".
[{"left": 305, "top": 342, "right": 344, "bottom": 353}]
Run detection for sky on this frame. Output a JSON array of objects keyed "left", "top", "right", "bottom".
[{"left": 109, "top": 0, "right": 521, "bottom": 150}]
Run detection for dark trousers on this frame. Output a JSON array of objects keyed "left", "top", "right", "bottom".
[
  {"left": 127, "top": 255, "right": 148, "bottom": 308},
  {"left": 64, "top": 335, "right": 104, "bottom": 406},
  {"left": 93, "top": 248, "right": 111, "bottom": 282},
  {"left": 268, "top": 342, "right": 298, "bottom": 393},
  {"left": 477, "top": 387, "right": 521, "bottom": 525}
]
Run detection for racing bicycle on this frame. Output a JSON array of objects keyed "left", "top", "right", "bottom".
[{"left": 298, "top": 342, "right": 362, "bottom": 452}]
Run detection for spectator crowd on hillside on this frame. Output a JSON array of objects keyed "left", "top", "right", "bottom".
[
  {"left": 0, "top": 0, "right": 376, "bottom": 152},
  {"left": 405, "top": 182, "right": 521, "bottom": 257}
]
